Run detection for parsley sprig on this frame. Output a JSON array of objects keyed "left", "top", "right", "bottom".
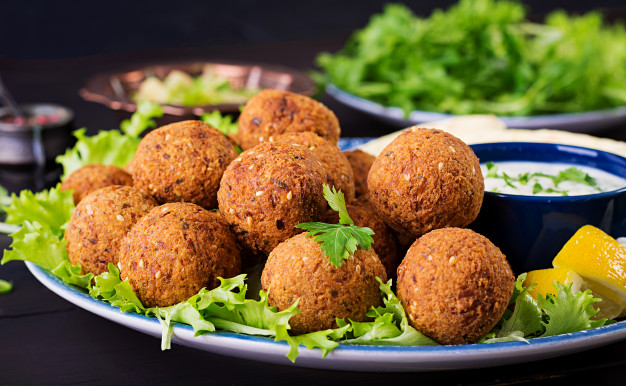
[
  {"left": 485, "top": 162, "right": 600, "bottom": 196},
  {"left": 296, "top": 185, "right": 374, "bottom": 267}
]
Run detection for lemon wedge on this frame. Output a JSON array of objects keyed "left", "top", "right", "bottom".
[
  {"left": 523, "top": 268, "right": 583, "bottom": 299},
  {"left": 523, "top": 266, "right": 623, "bottom": 319},
  {"left": 552, "top": 225, "right": 626, "bottom": 318}
]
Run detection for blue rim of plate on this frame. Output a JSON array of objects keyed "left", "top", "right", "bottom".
[
  {"left": 25, "top": 259, "right": 626, "bottom": 372},
  {"left": 337, "top": 137, "right": 372, "bottom": 151},
  {"left": 327, "top": 84, "right": 626, "bottom": 132}
]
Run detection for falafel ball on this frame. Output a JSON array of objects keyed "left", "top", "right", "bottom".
[
  {"left": 272, "top": 131, "right": 355, "bottom": 203},
  {"left": 217, "top": 142, "right": 327, "bottom": 255},
  {"left": 132, "top": 120, "right": 238, "bottom": 209},
  {"left": 343, "top": 149, "right": 376, "bottom": 201},
  {"left": 60, "top": 164, "right": 133, "bottom": 205},
  {"left": 397, "top": 228, "right": 514, "bottom": 345},
  {"left": 64, "top": 185, "right": 158, "bottom": 276},
  {"left": 118, "top": 202, "right": 241, "bottom": 307},
  {"left": 237, "top": 89, "right": 340, "bottom": 151},
  {"left": 367, "top": 127, "right": 484, "bottom": 238},
  {"left": 324, "top": 204, "right": 399, "bottom": 279},
  {"left": 261, "top": 233, "right": 387, "bottom": 334}
]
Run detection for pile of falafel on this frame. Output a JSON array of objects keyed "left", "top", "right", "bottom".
[{"left": 61, "top": 89, "right": 514, "bottom": 346}]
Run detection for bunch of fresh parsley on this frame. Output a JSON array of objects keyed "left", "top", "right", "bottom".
[{"left": 316, "top": 0, "right": 626, "bottom": 117}]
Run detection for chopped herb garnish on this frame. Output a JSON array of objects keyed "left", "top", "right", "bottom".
[
  {"left": 296, "top": 185, "right": 374, "bottom": 267},
  {"left": 518, "top": 173, "right": 530, "bottom": 185},
  {"left": 485, "top": 162, "right": 498, "bottom": 178},
  {"left": 555, "top": 167, "right": 598, "bottom": 188},
  {"left": 485, "top": 164, "right": 601, "bottom": 195}
]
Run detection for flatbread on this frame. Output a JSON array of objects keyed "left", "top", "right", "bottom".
[{"left": 358, "top": 115, "right": 626, "bottom": 158}]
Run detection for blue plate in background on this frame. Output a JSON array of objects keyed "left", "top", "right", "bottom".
[{"left": 328, "top": 85, "right": 626, "bottom": 132}]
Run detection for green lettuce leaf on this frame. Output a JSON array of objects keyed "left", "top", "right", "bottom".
[
  {"left": 201, "top": 110, "right": 239, "bottom": 137},
  {"left": 120, "top": 100, "right": 164, "bottom": 137},
  {"left": 498, "top": 274, "right": 543, "bottom": 337},
  {"left": 278, "top": 324, "right": 351, "bottom": 363},
  {"left": 1, "top": 220, "right": 68, "bottom": 271},
  {"left": 341, "top": 278, "right": 437, "bottom": 346},
  {"left": 3, "top": 185, "right": 74, "bottom": 233},
  {"left": 51, "top": 260, "right": 94, "bottom": 289},
  {"left": 537, "top": 282, "right": 607, "bottom": 337},
  {"left": 56, "top": 101, "right": 163, "bottom": 179},
  {"left": 480, "top": 274, "right": 541, "bottom": 343},
  {"left": 482, "top": 273, "right": 610, "bottom": 343},
  {"left": 56, "top": 128, "right": 139, "bottom": 179},
  {"left": 0, "top": 185, "right": 9, "bottom": 210}
]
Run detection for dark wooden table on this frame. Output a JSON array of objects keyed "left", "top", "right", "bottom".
[{"left": 2, "top": 37, "right": 626, "bottom": 385}]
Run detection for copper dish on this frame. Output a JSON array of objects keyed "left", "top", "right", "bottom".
[{"left": 80, "top": 61, "right": 316, "bottom": 123}]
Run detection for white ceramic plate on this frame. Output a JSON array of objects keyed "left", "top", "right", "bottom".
[
  {"left": 25, "top": 261, "right": 626, "bottom": 372},
  {"left": 327, "top": 84, "right": 626, "bottom": 132}
]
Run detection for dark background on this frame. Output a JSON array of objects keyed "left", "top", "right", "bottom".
[
  {"left": 1, "top": 0, "right": 626, "bottom": 60},
  {"left": 2, "top": 0, "right": 626, "bottom": 141},
  {"left": 4, "top": 1, "right": 626, "bottom": 384}
]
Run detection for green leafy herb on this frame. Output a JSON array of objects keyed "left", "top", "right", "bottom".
[
  {"left": 340, "top": 278, "right": 438, "bottom": 346},
  {"left": 120, "top": 100, "right": 164, "bottom": 137},
  {"left": 1, "top": 185, "right": 74, "bottom": 271},
  {"left": 1, "top": 220, "right": 69, "bottom": 270},
  {"left": 485, "top": 162, "right": 498, "bottom": 178},
  {"left": 536, "top": 282, "right": 607, "bottom": 337},
  {"left": 200, "top": 110, "right": 242, "bottom": 154},
  {"left": 0, "top": 279, "right": 12, "bottom": 294},
  {"left": 133, "top": 69, "right": 258, "bottom": 107},
  {"left": 87, "top": 264, "right": 342, "bottom": 360},
  {"left": 554, "top": 167, "right": 598, "bottom": 188},
  {"left": 2, "top": 185, "right": 74, "bottom": 233},
  {"left": 296, "top": 185, "right": 374, "bottom": 267},
  {"left": 201, "top": 110, "right": 239, "bottom": 137},
  {"left": 56, "top": 101, "right": 163, "bottom": 179},
  {"left": 316, "top": 0, "right": 626, "bottom": 117},
  {"left": 481, "top": 274, "right": 610, "bottom": 343},
  {"left": 0, "top": 185, "right": 9, "bottom": 211},
  {"left": 485, "top": 164, "right": 599, "bottom": 195}
]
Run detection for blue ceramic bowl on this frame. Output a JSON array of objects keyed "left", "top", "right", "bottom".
[{"left": 469, "top": 142, "right": 626, "bottom": 274}]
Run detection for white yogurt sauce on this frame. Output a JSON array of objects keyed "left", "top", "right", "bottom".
[{"left": 480, "top": 161, "right": 626, "bottom": 196}]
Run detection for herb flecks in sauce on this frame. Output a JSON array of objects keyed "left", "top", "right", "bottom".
[{"left": 484, "top": 162, "right": 604, "bottom": 196}]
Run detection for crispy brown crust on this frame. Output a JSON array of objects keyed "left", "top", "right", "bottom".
[
  {"left": 324, "top": 204, "right": 398, "bottom": 280},
  {"left": 261, "top": 233, "right": 387, "bottom": 334},
  {"left": 273, "top": 131, "right": 355, "bottom": 203},
  {"left": 367, "top": 127, "right": 484, "bottom": 238},
  {"left": 60, "top": 164, "right": 133, "bottom": 205},
  {"left": 132, "top": 120, "right": 238, "bottom": 209},
  {"left": 343, "top": 149, "right": 376, "bottom": 200},
  {"left": 118, "top": 202, "right": 241, "bottom": 308},
  {"left": 397, "top": 228, "right": 514, "bottom": 345},
  {"left": 65, "top": 185, "right": 158, "bottom": 276},
  {"left": 217, "top": 142, "right": 327, "bottom": 255},
  {"left": 237, "top": 89, "right": 340, "bottom": 151}
]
